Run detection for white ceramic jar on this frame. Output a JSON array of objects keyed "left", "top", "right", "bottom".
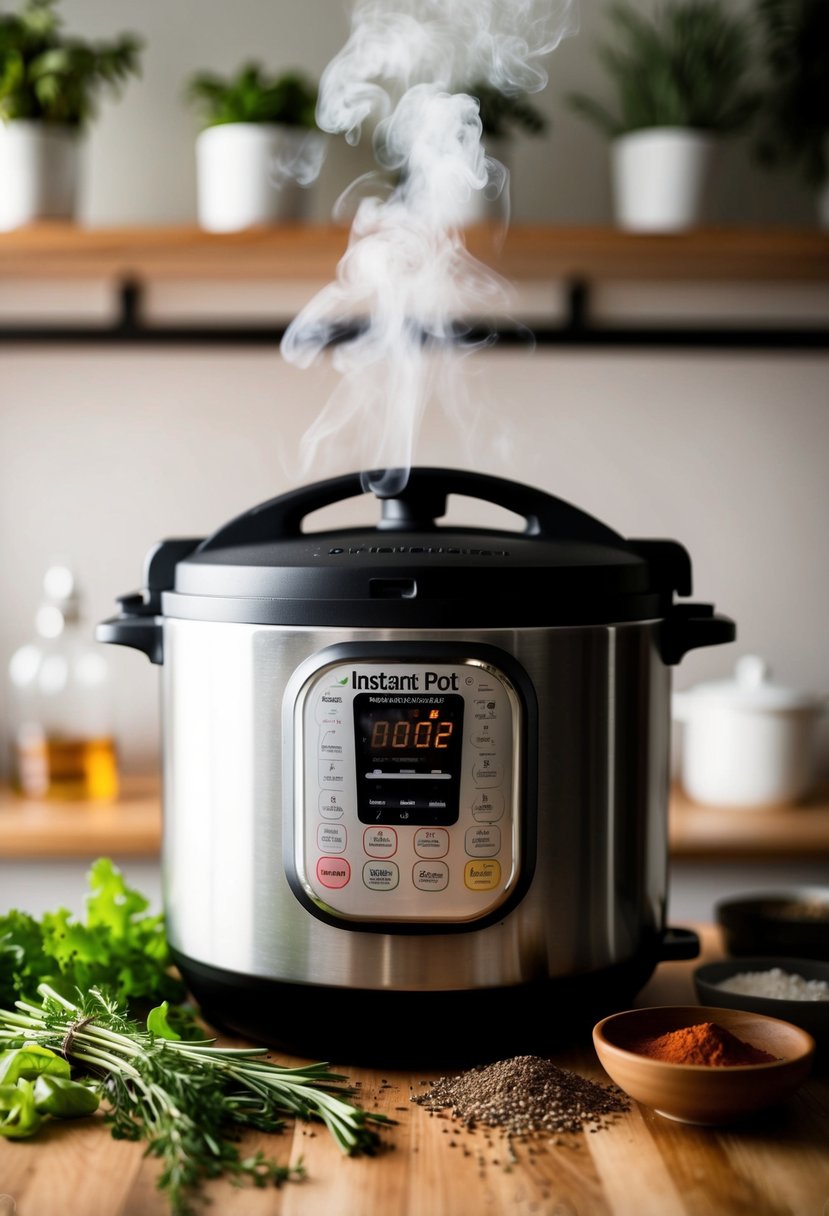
[{"left": 673, "top": 655, "right": 826, "bottom": 808}]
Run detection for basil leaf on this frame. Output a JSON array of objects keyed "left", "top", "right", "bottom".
[
  {"left": 0, "top": 1079, "right": 42, "bottom": 1139},
  {"left": 146, "top": 1001, "right": 181, "bottom": 1041},
  {"left": 0, "top": 1044, "right": 70, "bottom": 1085},
  {"left": 33, "top": 1074, "right": 99, "bottom": 1119}
]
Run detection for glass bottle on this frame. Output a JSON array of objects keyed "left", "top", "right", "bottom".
[{"left": 7, "top": 565, "right": 119, "bottom": 801}]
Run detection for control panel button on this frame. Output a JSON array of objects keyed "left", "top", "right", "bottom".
[
  {"left": 472, "top": 755, "right": 500, "bottom": 786},
  {"left": 319, "top": 791, "right": 347, "bottom": 819},
  {"left": 465, "top": 825, "right": 500, "bottom": 857},
  {"left": 464, "top": 859, "right": 501, "bottom": 891},
  {"left": 315, "top": 686, "right": 348, "bottom": 724},
  {"left": 469, "top": 723, "right": 496, "bottom": 749},
  {"left": 471, "top": 790, "right": 504, "bottom": 822},
  {"left": 414, "top": 828, "right": 449, "bottom": 858},
  {"left": 362, "top": 861, "right": 399, "bottom": 891},
  {"left": 319, "top": 726, "right": 346, "bottom": 758},
  {"left": 317, "top": 823, "right": 347, "bottom": 854},
  {"left": 319, "top": 760, "right": 345, "bottom": 786},
  {"left": 316, "top": 857, "right": 351, "bottom": 889},
  {"left": 412, "top": 861, "right": 449, "bottom": 891},
  {"left": 363, "top": 827, "right": 398, "bottom": 858},
  {"left": 472, "top": 698, "right": 498, "bottom": 721}
]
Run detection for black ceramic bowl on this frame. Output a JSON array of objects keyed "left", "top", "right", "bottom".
[
  {"left": 694, "top": 956, "right": 829, "bottom": 1055},
  {"left": 716, "top": 888, "right": 829, "bottom": 961}
]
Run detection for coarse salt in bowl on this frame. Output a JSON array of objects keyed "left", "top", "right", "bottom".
[{"left": 694, "top": 957, "right": 829, "bottom": 1056}]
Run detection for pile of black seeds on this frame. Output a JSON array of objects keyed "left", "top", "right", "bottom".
[{"left": 411, "top": 1055, "right": 628, "bottom": 1138}]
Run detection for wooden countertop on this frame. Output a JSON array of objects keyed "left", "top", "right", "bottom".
[
  {"left": 0, "top": 223, "right": 827, "bottom": 282},
  {"left": 3, "top": 779, "right": 829, "bottom": 862},
  {"left": 0, "top": 925, "right": 825, "bottom": 1216}
]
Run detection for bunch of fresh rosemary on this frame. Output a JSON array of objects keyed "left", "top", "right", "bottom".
[{"left": 0, "top": 985, "right": 389, "bottom": 1216}]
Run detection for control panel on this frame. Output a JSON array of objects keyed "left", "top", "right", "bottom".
[{"left": 287, "top": 653, "right": 523, "bottom": 925}]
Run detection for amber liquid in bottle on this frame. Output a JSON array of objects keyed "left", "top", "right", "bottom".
[{"left": 14, "top": 734, "right": 119, "bottom": 801}]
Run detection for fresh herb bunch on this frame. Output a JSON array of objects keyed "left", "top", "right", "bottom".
[
  {"left": 0, "top": 858, "right": 187, "bottom": 1017},
  {"left": 186, "top": 62, "right": 318, "bottom": 129},
  {"left": 0, "top": 0, "right": 141, "bottom": 127},
  {"left": 0, "top": 863, "right": 391, "bottom": 1213},
  {"left": 466, "top": 81, "right": 548, "bottom": 139},
  {"left": 0, "top": 992, "right": 386, "bottom": 1211},
  {"left": 0, "top": 986, "right": 389, "bottom": 1216},
  {"left": 568, "top": 0, "right": 757, "bottom": 137},
  {"left": 752, "top": 0, "right": 829, "bottom": 187}
]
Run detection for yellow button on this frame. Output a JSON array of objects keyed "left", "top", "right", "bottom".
[{"left": 464, "top": 859, "right": 501, "bottom": 891}]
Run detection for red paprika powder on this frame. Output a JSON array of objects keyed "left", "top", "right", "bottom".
[{"left": 633, "top": 1022, "right": 778, "bottom": 1066}]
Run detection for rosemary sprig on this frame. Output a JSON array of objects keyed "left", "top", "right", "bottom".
[{"left": 0, "top": 985, "right": 391, "bottom": 1216}]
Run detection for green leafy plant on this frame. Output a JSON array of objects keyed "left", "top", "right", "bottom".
[
  {"left": 567, "top": 0, "right": 757, "bottom": 138},
  {"left": 0, "top": 857, "right": 186, "bottom": 1015},
  {"left": 186, "top": 62, "right": 318, "bottom": 129},
  {"left": 752, "top": 0, "right": 829, "bottom": 187},
  {"left": 466, "top": 81, "right": 548, "bottom": 140},
  {"left": 0, "top": 0, "right": 141, "bottom": 127}
]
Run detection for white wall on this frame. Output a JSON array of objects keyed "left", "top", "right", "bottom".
[
  {"left": 0, "top": 0, "right": 827, "bottom": 779},
  {"left": 41, "top": 0, "right": 818, "bottom": 227}
]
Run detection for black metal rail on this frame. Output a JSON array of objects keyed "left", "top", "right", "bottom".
[{"left": 0, "top": 278, "right": 826, "bottom": 350}]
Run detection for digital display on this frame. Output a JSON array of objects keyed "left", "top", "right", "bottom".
[{"left": 354, "top": 692, "right": 465, "bottom": 826}]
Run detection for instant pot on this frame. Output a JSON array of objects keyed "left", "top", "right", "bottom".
[{"left": 99, "top": 468, "right": 735, "bottom": 1061}]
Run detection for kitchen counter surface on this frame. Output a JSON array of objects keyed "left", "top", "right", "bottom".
[{"left": 0, "top": 924, "right": 826, "bottom": 1216}]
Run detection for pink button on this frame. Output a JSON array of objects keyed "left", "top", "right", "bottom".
[{"left": 316, "top": 857, "right": 351, "bottom": 889}]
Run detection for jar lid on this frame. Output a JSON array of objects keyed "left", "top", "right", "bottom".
[{"left": 684, "top": 655, "right": 824, "bottom": 712}]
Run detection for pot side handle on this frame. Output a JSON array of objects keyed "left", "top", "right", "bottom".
[
  {"left": 96, "top": 537, "right": 202, "bottom": 665},
  {"left": 659, "top": 927, "right": 701, "bottom": 961},
  {"left": 659, "top": 603, "right": 736, "bottom": 666}
]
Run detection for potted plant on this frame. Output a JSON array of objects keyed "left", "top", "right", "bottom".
[
  {"left": 0, "top": 0, "right": 141, "bottom": 231},
  {"left": 751, "top": 0, "right": 829, "bottom": 227},
  {"left": 186, "top": 62, "right": 323, "bottom": 232},
  {"left": 567, "top": 0, "right": 756, "bottom": 231}
]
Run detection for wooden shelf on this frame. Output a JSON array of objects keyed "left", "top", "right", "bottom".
[
  {"left": 3, "top": 777, "right": 829, "bottom": 861},
  {"left": 0, "top": 223, "right": 826, "bottom": 282},
  {"left": 0, "top": 775, "right": 161, "bottom": 858},
  {"left": 669, "top": 782, "right": 829, "bottom": 862}
]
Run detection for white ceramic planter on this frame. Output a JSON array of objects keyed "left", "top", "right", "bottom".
[
  {"left": 673, "top": 655, "right": 826, "bottom": 809},
  {"left": 611, "top": 127, "right": 715, "bottom": 233},
  {"left": 196, "top": 123, "right": 322, "bottom": 232},
  {"left": 0, "top": 121, "right": 79, "bottom": 231}
]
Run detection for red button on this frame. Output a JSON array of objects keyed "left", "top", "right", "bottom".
[{"left": 316, "top": 857, "right": 351, "bottom": 889}]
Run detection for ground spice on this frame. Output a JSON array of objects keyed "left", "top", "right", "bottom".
[
  {"left": 411, "top": 1054, "right": 628, "bottom": 1137},
  {"left": 632, "top": 1021, "right": 778, "bottom": 1066}
]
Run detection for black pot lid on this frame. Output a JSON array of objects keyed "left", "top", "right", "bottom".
[{"left": 155, "top": 468, "right": 697, "bottom": 628}]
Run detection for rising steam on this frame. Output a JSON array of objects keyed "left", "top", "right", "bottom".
[{"left": 280, "top": 0, "right": 578, "bottom": 496}]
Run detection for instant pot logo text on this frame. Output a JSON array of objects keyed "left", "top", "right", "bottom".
[{"left": 352, "top": 671, "right": 459, "bottom": 691}]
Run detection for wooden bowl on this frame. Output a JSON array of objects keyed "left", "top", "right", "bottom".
[{"left": 593, "top": 1005, "right": 815, "bottom": 1126}]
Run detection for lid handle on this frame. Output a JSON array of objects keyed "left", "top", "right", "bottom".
[{"left": 197, "top": 467, "right": 624, "bottom": 550}]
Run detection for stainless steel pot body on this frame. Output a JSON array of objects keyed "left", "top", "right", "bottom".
[{"left": 161, "top": 617, "right": 670, "bottom": 992}]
